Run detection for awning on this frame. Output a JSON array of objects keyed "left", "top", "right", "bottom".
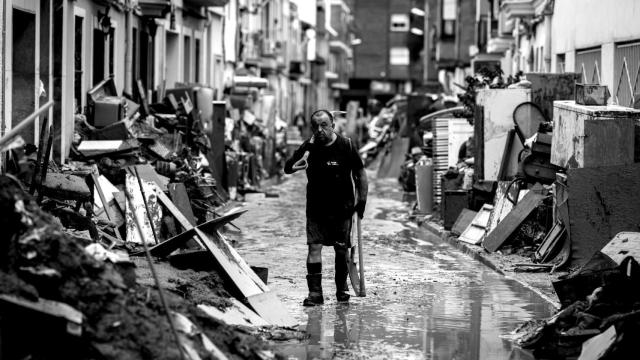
[
  {"left": 184, "top": 0, "right": 229, "bottom": 7},
  {"left": 138, "top": 0, "right": 171, "bottom": 17},
  {"left": 233, "top": 76, "right": 268, "bottom": 89}
]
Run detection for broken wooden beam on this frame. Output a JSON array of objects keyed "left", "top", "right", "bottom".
[
  {"left": 483, "top": 190, "right": 548, "bottom": 252},
  {"left": 142, "top": 209, "right": 247, "bottom": 258}
]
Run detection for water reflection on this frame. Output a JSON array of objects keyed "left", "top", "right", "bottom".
[
  {"left": 278, "top": 261, "right": 554, "bottom": 360},
  {"left": 272, "top": 177, "right": 554, "bottom": 359}
]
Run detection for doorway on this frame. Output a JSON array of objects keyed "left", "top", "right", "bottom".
[{"left": 12, "top": 8, "right": 37, "bottom": 144}]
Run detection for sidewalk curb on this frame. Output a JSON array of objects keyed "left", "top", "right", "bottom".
[{"left": 421, "top": 220, "right": 561, "bottom": 310}]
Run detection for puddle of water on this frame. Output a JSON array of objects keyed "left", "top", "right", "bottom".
[
  {"left": 273, "top": 178, "right": 554, "bottom": 360},
  {"left": 277, "top": 267, "right": 554, "bottom": 360}
]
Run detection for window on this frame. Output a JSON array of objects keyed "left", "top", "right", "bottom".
[
  {"left": 74, "top": 15, "right": 84, "bottom": 113},
  {"left": 557, "top": 54, "right": 566, "bottom": 73},
  {"left": 390, "top": 14, "right": 409, "bottom": 32},
  {"left": 92, "top": 28, "right": 105, "bottom": 84},
  {"left": 614, "top": 41, "right": 640, "bottom": 107},
  {"left": 575, "top": 47, "right": 602, "bottom": 84},
  {"left": 195, "top": 38, "right": 201, "bottom": 83},
  {"left": 390, "top": 47, "right": 410, "bottom": 66},
  {"left": 184, "top": 35, "right": 191, "bottom": 82},
  {"left": 442, "top": 0, "right": 457, "bottom": 38}
]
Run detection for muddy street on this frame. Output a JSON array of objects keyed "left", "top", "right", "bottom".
[{"left": 230, "top": 172, "right": 556, "bottom": 359}]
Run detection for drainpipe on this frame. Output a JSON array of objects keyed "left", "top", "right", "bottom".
[
  {"left": 125, "top": 0, "right": 133, "bottom": 94},
  {"left": 514, "top": 18, "right": 520, "bottom": 73},
  {"left": 543, "top": 12, "right": 552, "bottom": 72}
]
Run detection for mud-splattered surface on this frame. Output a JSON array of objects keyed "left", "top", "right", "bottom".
[{"left": 230, "top": 172, "right": 556, "bottom": 359}]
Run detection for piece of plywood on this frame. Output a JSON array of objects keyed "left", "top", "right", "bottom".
[
  {"left": 566, "top": 163, "right": 640, "bottom": 267},
  {"left": 130, "top": 164, "right": 168, "bottom": 192},
  {"left": 246, "top": 291, "right": 297, "bottom": 328},
  {"left": 451, "top": 209, "right": 477, "bottom": 236},
  {"left": 483, "top": 191, "right": 547, "bottom": 252},
  {"left": 154, "top": 185, "right": 295, "bottom": 326},
  {"left": 485, "top": 181, "right": 527, "bottom": 239},
  {"left": 198, "top": 299, "right": 269, "bottom": 327},
  {"left": 125, "top": 174, "right": 162, "bottom": 244},
  {"left": 146, "top": 209, "right": 247, "bottom": 257},
  {"left": 600, "top": 232, "right": 640, "bottom": 265},
  {"left": 168, "top": 183, "right": 197, "bottom": 227}
]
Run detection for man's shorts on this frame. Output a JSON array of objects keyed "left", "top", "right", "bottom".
[{"left": 306, "top": 217, "right": 352, "bottom": 248}]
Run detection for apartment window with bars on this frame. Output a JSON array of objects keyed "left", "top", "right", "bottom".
[
  {"left": 575, "top": 47, "right": 602, "bottom": 84},
  {"left": 441, "top": 0, "right": 457, "bottom": 39},
  {"left": 614, "top": 41, "right": 640, "bottom": 107},
  {"left": 557, "top": 53, "right": 566, "bottom": 73},
  {"left": 390, "top": 14, "right": 409, "bottom": 32}
]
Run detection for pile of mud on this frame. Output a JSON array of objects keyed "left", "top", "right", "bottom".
[{"left": 0, "top": 176, "right": 274, "bottom": 360}]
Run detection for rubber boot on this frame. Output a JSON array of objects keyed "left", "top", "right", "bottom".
[
  {"left": 303, "top": 274, "right": 324, "bottom": 306},
  {"left": 335, "top": 250, "right": 350, "bottom": 303}
]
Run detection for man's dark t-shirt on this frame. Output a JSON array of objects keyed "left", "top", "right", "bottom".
[{"left": 285, "top": 135, "right": 364, "bottom": 220}]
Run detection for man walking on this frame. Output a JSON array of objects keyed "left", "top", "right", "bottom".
[{"left": 284, "top": 110, "right": 368, "bottom": 306}]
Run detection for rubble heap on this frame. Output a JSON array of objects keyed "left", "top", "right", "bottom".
[{"left": 0, "top": 176, "right": 277, "bottom": 360}]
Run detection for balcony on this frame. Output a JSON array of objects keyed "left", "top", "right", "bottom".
[
  {"left": 501, "top": 0, "right": 551, "bottom": 19},
  {"left": 184, "top": 0, "right": 229, "bottom": 7},
  {"left": 487, "top": 36, "right": 514, "bottom": 54},
  {"left": 501, "top": 0, "right": 535, "bottom": 19},
  {"left": 329, "top": 40, "right": 352, "bottom": 58},
  {"left": 138, "top": 0, "right": 171, "bottom": 17}
]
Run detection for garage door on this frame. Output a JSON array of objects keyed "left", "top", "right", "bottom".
[
  {"left": 614, "top": 41, "right": 640, "bottom": 107},
  {"left": 575, "top": 47, "right": 602, "bottom": 84}
]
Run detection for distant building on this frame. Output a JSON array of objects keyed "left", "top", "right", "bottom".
[{"left": 350, "top": 0, "right": 418, "bottom": 104}]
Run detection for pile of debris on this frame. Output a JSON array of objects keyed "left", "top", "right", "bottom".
[
  {"left": 0, "top": 79, "right": 298, "bottom": 359},
  {"left": 509, "top": 234, "right": 640, "bottom": 359}
]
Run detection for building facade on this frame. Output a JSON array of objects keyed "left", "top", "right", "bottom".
[{"left": 1, "top": 0, "right": 335, "bottom": 166}]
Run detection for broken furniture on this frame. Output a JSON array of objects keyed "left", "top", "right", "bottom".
[
  {"left": 512, "top": 102, "right": 560, "bottom": 184},
  {"left": 87, "top": 77, "right": 128, "bottom": 128},
  {"left": 458, "top": 204, "right": 493, "bottom": 245}
]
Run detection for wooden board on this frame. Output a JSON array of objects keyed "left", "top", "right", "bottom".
[
  {"left": 168, "top": 183, "right": 197, "bottom": 227},
  {"left": 125, "top": 174, "right": 162, "bottom": 244},
  {"left": 451, "top": 209, "right": 477, "bottom": 236},
  {"left": 246, "top": 291, "right": 297, "bottom": 328},
  {"left": 198, "top": 300, "right": 269, "bottom": 327},
  {"left": 566, "top": 163, "right": 640, "bottom": 267},
  {"left": 155, "top": 186, "right": 294, "bottom": 326},
  {"left": 129, "top": 164, "right": 168, "bottom": 192},
  {"left": 484, "top": 181, "right": 525, "bottom": 240},
  {"left": 483, "top": 191, "right": 547, "bottom": 252},
  {"left": 146, "top": 209, "right": 247, "bottom": 257},
  {"left": 600, "top": 232, "right": 640, "bottom": 265}
]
